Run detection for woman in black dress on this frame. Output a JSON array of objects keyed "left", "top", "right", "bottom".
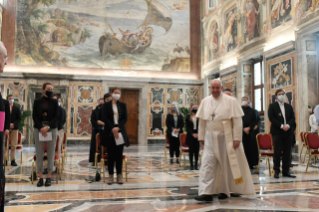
[
  {"left": 102, "top": 88, "right": 130, "bottom": 185},
  {"left": 166, "top": 104, "right": 184, "bottom": 164},
  {"left": 185, "top": 105, "right": 199, "bottom": 170}
]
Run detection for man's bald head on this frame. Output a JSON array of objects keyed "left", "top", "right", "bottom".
[
  {"left": 210, "top": 79, "right": 223, "bottom": 98},
  {"left": 0, "top": 42, "right": 8, "bottom": 73}
]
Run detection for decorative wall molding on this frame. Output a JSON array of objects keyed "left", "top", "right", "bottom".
[{"left": 264, "top": 41, "right": 296, "bottom": 60}]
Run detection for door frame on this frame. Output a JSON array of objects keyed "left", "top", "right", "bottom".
[{"left": 102, "top": 81, "right": 148, "bottom": 146}]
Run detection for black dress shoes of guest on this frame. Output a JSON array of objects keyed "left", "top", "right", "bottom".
[
  {"left": 170, "top": 159, "right": 173, "bottom": 164},
  {"left": 194, "top": 165, "right": 199, "bottom": 170},
  {"left": 194, "top": 195, "right": 213, "bottom": 202},
  {"left": 45, "top": 178, "right": 51, "bottom": 187},
  {"left": 11, "top": 160, "right": 18, "bottom": 166},
  {"left": 218, "top": 193, "right": 228, "bottom": 200},
  {"left": 190, "top": 165, "right": 194, "bottom": 170},
  {"left": 283, "top": 173, "right": 296, "bottom": 178},
  {"left": 274, "top": 172, "right": 280, "bottom": 179},
  {"left": 37, "top": 178, "right": 44, "bottom": 187},
  {"left": 176, "top": 159, "right": 179, "bottom": 164},
  {"left": 230, "top": 193, "right": 241, "bottom": 197}
]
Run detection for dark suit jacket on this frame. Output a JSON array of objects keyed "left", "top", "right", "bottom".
[
  {"left": 185, "top": 115, "right": 199, "bottom": 146},
  {"left": 101, "top": 101, "right": 130, "bottom": 147},
  {"left": 10, "top": 104, "right": 21, "bottom": 130},
  {"left": 3, "top": 99, "right": 10, "bottom": 131},
  {"left": 58, "top": 106, "right": 66, "bottom": 130},
  {"left": 166, "top": 113, "right": 184, "bottom": 135},
  {"left": 32, "top": 97, "right": 59, "bottom": 130},
  {"left": 268, "top": 102, "right": 295, "bottom": 137},
  {"left": 91, "top": 106, "right": 102, "bottom": 131}
]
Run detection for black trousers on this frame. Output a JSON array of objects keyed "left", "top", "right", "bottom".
[
  {"left": 106, "top": 137, "right": 124, "bottom": 175},
  {"left": 168, "top": 134, "right": 180, "bottom": 158},
  {"left": 273, "top": 134, "right": 292, "bottom": 174},
  {"left": 189, "top": 142, "right": 199, "bottom": 166}
]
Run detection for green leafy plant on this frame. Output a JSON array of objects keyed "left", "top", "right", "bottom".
[
  {"left": 14, "top": 103, "right": 32, "bottom": 132},
  {"left": 179, "top": 107, "right": 190, "bottom": 131}
]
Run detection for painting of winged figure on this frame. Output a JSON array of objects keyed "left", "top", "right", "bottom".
[{"left": 15, "top": 0, "right": 191, "bottom": 72}]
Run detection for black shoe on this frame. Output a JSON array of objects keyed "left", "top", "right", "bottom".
[
  {"left": 170, "top": 159, "right": 173, "bottom": 164},
  {"left": 283, "top": 173, "right": 296, "bottom": 178},
  {"left": 37, "top": 178, "right": 44, "bottom": 187},
  {"left": 11, "top": 160, "right": 18, "bottom": 166},
  {"left": 195, "top": 165, "right": 199, "bottom": 170},
  {"left": 43, "top": 168, "right": 48, "bottom": 175},
  {"left": 218, "top": 193, "right": 228, "bottom": 200},
  {"left": 45, "top": 178, "right": 51, "bottom": 187},
  {"left": 176, "top": 159, "right": 179, "bottom": 164},
  {"left": 190, "top": 165, "right": 194, "bottom": 170},
  {"left": 274, "top": 172, "right": 280, "bottom": 179},
  {"left": 194, "top": 195, "right": 213, "bottom": 202}
]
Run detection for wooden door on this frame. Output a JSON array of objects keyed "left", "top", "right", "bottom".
[{"left": 120, "top": 89, "right": 139, "bottom": 144}]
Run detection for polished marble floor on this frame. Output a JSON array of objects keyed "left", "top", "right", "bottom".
[{"left": 3, "top": 144, "right": 319, "bottom": 211}]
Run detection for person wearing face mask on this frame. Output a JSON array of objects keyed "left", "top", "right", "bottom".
[
  {"left": 102, "top": 88, "right": 129, "bottom": 184},
  {"left": 166, "top": 104, "right": 184, "bottom": 164},
  {"left": 268, "top": 89, "right": 296, "bottom": 179},
  {"left": 97, "top": 93, "right": 112, "bottom": 130},
  {"left": 241, "top": 96, "right": 259, "bottom": 169},
  {"left": 6, "top": 95, "right": 21, "bottom": 166},
  {"left": 51, "top": 95, "right": 66, "bottom": 161},
  {"left": 89, "top": 98, "right": 104, "bottom": 165},
  {"left": 185, "top": 105, "right": 199, "bottom": 170},
  {"left": 32, "top": 82, "right": 59, "bottom": 187}
]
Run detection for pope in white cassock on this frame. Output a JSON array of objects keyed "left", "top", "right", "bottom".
[{"left": 195, "top": 79, "right": 255, "bottom": 202}]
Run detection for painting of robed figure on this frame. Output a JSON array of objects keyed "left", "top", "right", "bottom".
[{"left": 244, "top": 0, "right": 260, "bottom": 41}]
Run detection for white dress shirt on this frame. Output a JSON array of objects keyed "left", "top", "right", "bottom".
[
  {"left": 309, "top": 114, "right": 317, "bottom": 132},
  {"left": 192, "top": 116, "right": 197, "bottom": 130},
  {"left": 113, "top": 103, "right": 119, "bottom": 125},
  {"left": 277, "top": 101, "right": 289, "bottom": 129}
]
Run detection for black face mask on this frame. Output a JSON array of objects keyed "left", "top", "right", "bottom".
[
  {"left": 192, "top": 109, "right": 198, "bottom": 113},
  {"left": 46, "top": 91, "right": 53, "bottom": 98}
]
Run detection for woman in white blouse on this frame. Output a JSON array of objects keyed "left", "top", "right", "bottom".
[
  {"left": 185, "top": 105, "right": 199, "bottom": 170},
  {"left": 309, "top": 107, "right": 317, "bottom": 132}
]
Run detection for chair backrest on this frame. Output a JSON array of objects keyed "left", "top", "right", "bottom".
[
  {"left": 180, "top": 133, "right": 187, "bottom": 147},
  {"left": 165, "top": 135, "right": 169, "bottom": 144},
  {"left": 63, "top": 132, "right": 67, "bottom": 144},
  {"left": 306, "top": 133, "right": 319, "bottom": 150},
  {"left": 17, "top": 131, "right": 22, "bottom": 145},
  {"left": 55, "top": 135, "right": 60, "bottom": 152},
  {"left": 304, "top": 132, "right": 309, "bottom": 145},
  {"left": 96, "top": 133, "right": 100, "bottom": 151},
  {"left": 256, "top": 133, "right": 273, "bottom": 151}
]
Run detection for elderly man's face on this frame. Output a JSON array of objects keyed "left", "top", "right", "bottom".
[
  {"left": 0, "top": 44, "right": 8, "bottom": 73},
  {"left": 210, "top": 80, "right": 223, "bottom": 98}
]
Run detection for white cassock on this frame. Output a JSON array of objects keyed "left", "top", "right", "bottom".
[{"left": 196, "top": 93, "right": 255, "bottom": 197}]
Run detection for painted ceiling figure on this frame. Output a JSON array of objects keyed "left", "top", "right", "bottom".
[
  {"left": 244, "top": 0, "right": 260, "bottom": 41},
  {"left": 209, "top": 21, "right": 219, "bottom": 56},
  {"left": 271, "top": 0, "right": 285, "bottom": 21},
  {"left": 224, "top": 12, "right": 236, "bottom": 51}
]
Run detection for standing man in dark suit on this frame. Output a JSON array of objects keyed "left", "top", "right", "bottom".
[
  {"left": 7, "top": 95, "right": 21, "bottom": 166},
  {"left": 268, "top": 89, "right": 296, "bottom": 178}
]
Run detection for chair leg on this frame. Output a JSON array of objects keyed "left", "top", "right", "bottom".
[
  {"left": 31, "top": 160, "right": 34, "bottom": 184},
  {"left": 306, "top": 155, "right": 312, "bottom": 172},
  {"left": 122, "top": 160, "right": 124, "bottom": 176},
  {"left": 125, "top": 159, "right": 128, "bottom": 182},
  {"left": 267, "top": 157, "right": 271, "bottom": 176},
  {"left": 183, "top": 153, "right": 186, "bottom": 169},
  {"left": 35, "top": 161, "right": 38, "bottom": 179},
  {"left": 101, "top": 159, "right": 105, "bottom": 182},
  {"left": 303, "top": 149, "right": 309, "bottom": 163},
  {"left": 55, "top": 160, "right": 59, "bottom": 184},
  {"left": 256, "top": 155, "right": 261, "bottom": 172},
  {"left": 62, "top": 154, "right": 64, "bottom": 171},
  {"left": 95, "top": 153, "right": 98, "bottom": 169},
  {"left": 21, "top": 150, "right": 23, "bottom": 163},
  {"left": 299, "top": 145, "right": 304, "bottom": 162}
]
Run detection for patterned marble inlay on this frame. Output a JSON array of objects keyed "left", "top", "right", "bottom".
[
  {"left": 185, "top": 88, "right": 199, "bottom": 105},
  {"left": 167, "top": 88, "right": 183, "bottom": 104},
  {"left": 255, "top": 181, "right": 319, "bottom": 192},
  {"left": 150, "top": 105, "right": 164, "bottom": 136},
  {"left": 150, "top": 87, "right": 164, "bottom": 104},
  {"left": 7, "top": 82, "right": 25, "bottom": 102},
  {"left": 5, "top": 204, "right": 69, "bottom": 212},
  {"left": 259, "top": 194, "right": 319, "bottom": 209},
  {"left": 76, "top": 106, "right": 93, "bottom": 136},
  {"left": 13, "top": 189, "right": 185, "bottom": 202},
  {"left": 77, "top": 86, "right": 94, "bottom": 103}
]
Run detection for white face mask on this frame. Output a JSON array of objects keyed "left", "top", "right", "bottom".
[
  {"left": 241, "top": 101, "right": 248, "bottom": 106},
  {"left": 277, "top": 94, "right": 286, "bottom": 102},
  {"left": 9, "top": 99, "right": 14, "bottom": 104},
  {"left": 58, "top": 102, "right": 61, "bottom": 106},
  {"left": 112, "top": 94, "right": 121, "bottom": 100}
]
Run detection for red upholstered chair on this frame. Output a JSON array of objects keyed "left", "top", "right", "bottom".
[
  {"left": 31, "top": 135, "right": 62, "bottom": 184},
  {"left": 256, "top": 133, "right": 274, "bottom": 176},
  {"left": 180, "top": 133, "right": 188, "bottom": 168},
  {"left": 100, "top": 146, "right": 128, "bottom": 182},
  {"left": 5, "top": 131, "right": 23, "bottom": 163},
  {"left": 62, "top": 132, "right": 67, "bottom": 164},
  {"left": 305, "top": 133, "right": 319, "bottom": 172},
  {"left": 302, "top": 132, "right": 311, "bottom": 163},
  {"left": 164, "top": 135, "right": 170, "bottom": 159},
  {"left": 299, "top": 132, "right": 305, "bottom": 161}
]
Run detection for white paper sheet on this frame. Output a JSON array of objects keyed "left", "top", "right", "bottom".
[
  {"left": 39, "top": 132, "right": 53, "bottom": 142},
  {"left": 115, "top": 132, "right": 125, "bottom": 146},
  {"left": 171, "top": 131, "right": 178, "bottom": 138}
]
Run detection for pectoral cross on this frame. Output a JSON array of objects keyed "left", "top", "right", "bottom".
[{"left": 212, "top": 113, "right": 216, "bottom": 120}]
